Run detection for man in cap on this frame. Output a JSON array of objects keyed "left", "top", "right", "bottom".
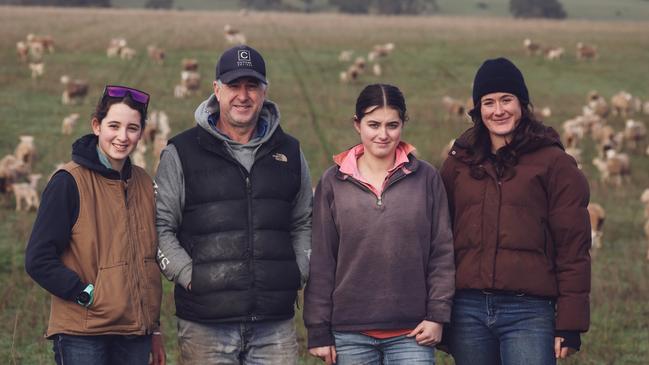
[{"left": 155, "top": 45, "right": 312, "bottom": 364}]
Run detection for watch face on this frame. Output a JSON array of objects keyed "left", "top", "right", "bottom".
[{"left": 77, "top": 292, "right": 90, "bottom": 304}]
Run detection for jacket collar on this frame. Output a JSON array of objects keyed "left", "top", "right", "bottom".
[{"left": 333, "top": 142, "right": 419, "bottom": 181}]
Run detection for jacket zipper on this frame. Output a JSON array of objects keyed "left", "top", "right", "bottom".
[
  {"left": 492, "top": 178, "right": 502, "bottom": 288},
  {"left": 345, "top": 170, "right": 410, "bottom": 207}
]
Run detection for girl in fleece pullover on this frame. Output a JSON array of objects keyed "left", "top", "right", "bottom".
[{"left": 304, "top": 84, "right": 455, "bottom": 365}]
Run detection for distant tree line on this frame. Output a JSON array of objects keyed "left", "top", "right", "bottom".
[
  {"left": 328, "top": 0, "right": 438, "bottom": 15},
  {"left": 3, "top": 0, "right": 111, "bottom": 6},
  {"left": 2, "top": 0, "right": 566, "bottom": 18},
  {"left": 510, "top": 0, "right": 566, "bottom": 19}
]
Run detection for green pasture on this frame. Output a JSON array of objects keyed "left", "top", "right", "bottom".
[{"left": 1, "top": 5, "right": 649, "bottom": 364}]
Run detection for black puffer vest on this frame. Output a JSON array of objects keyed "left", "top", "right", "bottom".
[{"left": 170, "top": 125, "right": 302, "bottom": 323}]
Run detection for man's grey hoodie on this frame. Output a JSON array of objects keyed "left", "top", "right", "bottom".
[{"left": 155, "top": 94, "right": 312, "bottom": 290}]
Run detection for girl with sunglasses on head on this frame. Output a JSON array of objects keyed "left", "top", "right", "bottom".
[
  {"left": 304, "top": 84, "right": 455, "bottom": 365},
  {"left": 25, "top": 85, "right": 166, "bottom": 365}
]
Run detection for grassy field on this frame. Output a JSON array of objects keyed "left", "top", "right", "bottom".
[{"left": 1, "top": 5, "right": 649, "bottom": 364}]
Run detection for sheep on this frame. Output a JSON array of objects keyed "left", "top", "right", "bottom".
[
  {"left": 61, "top": 113, "right": 80, "bottom": 135},
  {"left": 147, "top": 45, "right": 165, "bottom": 65},
  {"left": 60, "top": 75, "right": 89, "bottom": 105},
  {"left": 368, "top": 43, "right": 394, "bottom": 61},
  {"left": 523, "top": 38, "right": 542, "bottom": 56},
  {"left": 0, "top": 155, "right": 29, "bottom": 193},
  {"left": 338, "top": 50, "right": 354, "bottom": 62},
  {"left": 623, "top": 119, "right": 646, "bottom": 152},
  {"left": 224, "top": 24, "right": 247, "bottom": 45},
  {"left": 29, "top": 62, "right": 45, "bottom": 79},
  {"left": 144, "top": 110, "right": 171, "bottom": 144},
  {"left": 106, "top": 38, "right": 127, "bottom": 58},
  {"left": 611, "top": 91, "right": 634, "bottom": 117},
  {"left": 353, "top": 57, "right": 367, "bottom": 71},
  {"left": 539, "top": 106, "right": 552, "bottom": 118},
  {"left": 340, "top": 65, "right": 361, "bottom": 84},
  {"left": 120, "top": 47, "right": 136, "bottom": 60},
  {"left": 152, "top": 134, "right": 168, "bottom": 172},
  {"left": 596, "top": 149, "right": 631, "bottom": 187},
  {"left": 14, "top": 135, "right": 36, "bottom": 168},
  {"left": 27, "top": 41, "right": 45, "bottom": 63},
  {"left": 372, "top": 63, "right": 382, "bottom": 77},
  {"left": 576, "top": 42, "right": 598, "bottom": 60},
  {"left": 584, "top": 92, "right": 610, "bottom": 118},
  {"left": 441, "top": 96, "right": 466, "bottom": 119},
  {"left": 132, "top": 143, "right": 147, "bottom": 169},
  {"left": 182, "top": 58, "right": 199, "bottom": 72},
  {"left": 562, "top": 117, "right": 586, "bottom": 148},
  {"left": 640, "top": 188, "right": 649, "bottom": 219},
  {"left": 174, "top": 71, "right": 201, "bottom": 98},
  {"left": 544, "top": 47, "right": 564, "bottom": 61},
  {"left": 16, "top": 41, "right": 29, "bottom": 62},
  {"left": 642, "top": 100, "right": 649, "bottom": 115},
  {"left": 11, "top": 174, "right": 42, "bottom": 212},
  {"left": 587, "top": 203, "right": 605, "bottom": 252},
  {"left": 645, "top": 220, "right": 649, "bottom": 261},
  {"left": 27, "top": 34, "right": 55, "bottom": 53},
  {"left": 565, "top": 147, "right": 582, "bottom": 168}
]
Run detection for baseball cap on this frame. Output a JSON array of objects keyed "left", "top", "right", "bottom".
[{"left": 215, "top": 45, "right": 267, "bottom": 84}]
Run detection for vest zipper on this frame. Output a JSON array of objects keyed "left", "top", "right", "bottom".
[
  {"left": 124, "top": 180, "right": 148, "bottom": 331},
  {"left": 245, "top": 176, "right": 257, "bottom": 321}
]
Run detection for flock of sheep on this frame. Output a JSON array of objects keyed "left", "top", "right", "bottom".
[
  {"left": 338, "top": 42, "right": 395, "bottom": 83},
  {"left": 523, "top": 38, "right": 598, "bottom": 61},
  {"left": 5, "top": 20, "right": 252, "bottom": 212},
  {"left": 5, "top": 30, "right": 649, "bottom": 261}
]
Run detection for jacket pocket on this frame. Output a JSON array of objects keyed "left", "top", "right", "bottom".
[{"left": 85, "top": 261, "right": 137, "bottom": 330}]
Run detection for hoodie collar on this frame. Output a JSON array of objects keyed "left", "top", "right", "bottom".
[
  {"left": 195, "top": 94, "right": 281, "bottom": 147},
  {"left": 71, "top": 134, "right": 131, "bottom": 180}
]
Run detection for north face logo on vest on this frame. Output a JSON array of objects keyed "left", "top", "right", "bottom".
[
  {"left": 237, "top": 50, "right": 253, "bottom": 67},
  {"left": 273, "top": 153, "right": 288, "bottom": 162}
]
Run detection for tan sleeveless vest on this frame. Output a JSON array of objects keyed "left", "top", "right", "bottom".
[{"left": 46, "top": 162, "right": 161, "bottom": 337}]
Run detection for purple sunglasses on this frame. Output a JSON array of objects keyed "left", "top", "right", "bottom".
[{"left": 102, "top": 85, "right": 150, "bottom": 110}]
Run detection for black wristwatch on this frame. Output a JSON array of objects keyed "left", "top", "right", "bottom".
[{"left": 76, "top": 284, "right": 94, "bottom": 307}]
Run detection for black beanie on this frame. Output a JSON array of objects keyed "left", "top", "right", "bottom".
[{"left": 472, "top": 57, "right": 529, "bottom": 107}]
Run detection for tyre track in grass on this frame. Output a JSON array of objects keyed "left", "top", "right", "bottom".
[{"left": 266, "top": 17, "right": 334, "bottom": 161}]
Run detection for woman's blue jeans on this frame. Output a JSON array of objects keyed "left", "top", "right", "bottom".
[
  {"left": 52, "top": 333, "right": 152, "bottom": 365},
  {"left": 333, "top": 331, "right": 435, "bottom": 364},
  {"left": 448, "top": 289, "right": 556, "bottom": 365}
]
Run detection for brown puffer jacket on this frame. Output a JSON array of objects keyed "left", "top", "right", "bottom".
[{"left": 440, "top": 127, "right": 591, "bottom": 332}]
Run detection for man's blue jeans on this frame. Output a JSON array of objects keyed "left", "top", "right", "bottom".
[
  {"left": 448, "top": 290, "right": 556, "bottom": 365},
  {"left": 177, "top": 317, "right": 298, "bottom": 365},
  {"left": 52, "top": 333, "right": 152, "bottom": 365},
  {"left": 333, "top": 331, "right": 435, "bottom": 364}
]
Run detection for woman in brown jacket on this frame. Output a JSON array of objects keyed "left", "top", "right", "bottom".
[{"left": 440, "top": 58, "right": 591, "bottom": 365}]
